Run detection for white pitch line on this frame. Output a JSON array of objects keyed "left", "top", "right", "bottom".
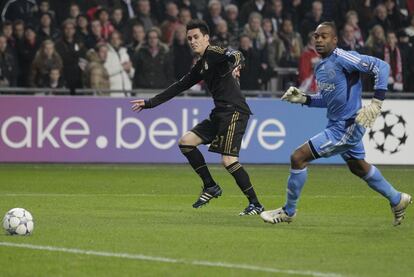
[
  {"left": 0, "top": 242, "right": 342, "bottom": 277},
  {"left": 0, "top": 193, "right": 379, "bottom": 199}
]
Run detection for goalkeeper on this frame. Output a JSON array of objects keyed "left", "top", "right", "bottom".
[{"left": 261, "top": 22, "right": 411, "bottom": 226}]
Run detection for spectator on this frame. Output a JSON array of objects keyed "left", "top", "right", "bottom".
[
  {"left": 240, "top": 0, "right": 272, "bottom": 26},
  {"left": 96, "top": 8, "right": 114, "bottom": 40},
  {"left": 238, "top": 34, "right": 267, "bottom": 90},
  {"left": 384, "top": 31, "right": 403, "bottom": 91},
  {"left": 203, "top": 0, "right": 224, "bottom": 37},
  {"left": 112, "top": 6, "right": 128, "bottom": 37},
  {"left": 30, "top": 39, "right": 63, "bottom": 87},
  {"left": 0, "top": 35, "right": 18, "bottom": 87},
  {"left": 265, "top": 0, "right": 285, "bottom": 33},
  {"left": 404, "top": 15, "right": 414, "bottom": 41},
  {"left": 369, "top": 4, "right": 394, "bottom": 33},
  {"left": 55, "top": 19, "right": 86, "bottom": 90},
  {"left": 135, "top": 0, "right": 158, "bottom": 32},
  {"left": 76, "top": 14, "right": 90, "bottom": 46},
  {"left": 69, "top": 3, "right": 81, "bottom": 21},
  {"left": 105, "top": 31, "right": 134, "bottom": 91},
  {"left": 300, "top": 0, "right": 324, "bottom": 45},
  {"left": 285, "top": 0, "right": 306, "bottom": 32},
  {"left": 365, "top": 24, "right": 386, "bottom": 58},
  {"left": 277, "top": 18, "right": 303, "bottom": 67},
  {"left": 262, "top": 17, "right": 279, "bottom": 45},
  {"left": 126, "top": 23, "right": 146, "bottom": 58},
  {"left": 133, "top": 27, "right": 174, "bottom": 88},
  {"left": 177, "top": 0, "right": 198, "bottom": 19},
  {"left": 171, "top": 25, "right": 193, "bottom": 80},
  {"left": 384, "top": 0, "right": 405, "bottom": 31},
  {"left": 178, "top": 7, "right": 192, "bottom": 26},
  {"left": 16, "top": 25, "right": 40, "bottom": 86},
  {"left": 37, "top": 12, "right": 60, "bottom": 42},
  {"left": 338, "top": 24, "right": 365, "bottom": 52},
  {"left": 211, "top": 19, "right": 238, "bottom": 49},
  {"left": 13, "top": 20, "right": 25, "bottom": 42},
  {"left": 344, "top": 10, "right": 365, "bottom": 47},
  {"left": 243, "top": 12, "right": 267, "bottom": 51},
  {"left": 44, "top": 67, "right": 65, "bottom": 89},
  {"left": 34, "top": 0, "right": 56, "bottom": 21},
  {"left": 85, "top": 19, "right": 106, "bottom": 49},
  {"left": 83, "top": 45, "right": 110, "bottom": 91},
  {"left": 224, "top": 4, "right": 240, "bottom": 38},
  {"left": 2, "top": 21, "right": 16, "bottom": 48},
  {"left": 1, "top": 0, "right": 36, "bottom": 23},
  {"left": 396, "top": 31, "right": 412, "bottom": 92},
  {"left": 298, "top": 32, "right": 320, "bottom": 93},
  {"left": 160, "top": 1, "right": 182, "bottom": 46},
  {"left": 116, "top": 0, "right": 136, "bottom": 20}
]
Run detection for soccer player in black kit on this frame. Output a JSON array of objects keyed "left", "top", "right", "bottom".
[{"left": 131, "top": 20, "right": 264, "bottom": 215}]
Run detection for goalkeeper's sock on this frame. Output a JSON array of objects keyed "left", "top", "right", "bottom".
[
  {"left": 363, "top": 165, "right": 401, "bottom": 206},
  {"left": 226, "top": 162, "right": 260, "bottom": 205},
  {"left": 179, "top": 145, "right": 216, "bottom": 188},
  {"left": 284, "top": 168, "right": 308, "bottom": 216}
]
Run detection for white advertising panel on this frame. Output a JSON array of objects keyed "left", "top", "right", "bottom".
[{"left": 363, "top": 99, "right": 413, "bottom": 164}]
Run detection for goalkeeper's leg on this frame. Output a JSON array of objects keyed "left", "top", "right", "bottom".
[
  {"left": 346, "top": 159, "right": 412, "bottom": 225},
  {"left": 261, "top": 142, "right": 315, "bottom": 223}
]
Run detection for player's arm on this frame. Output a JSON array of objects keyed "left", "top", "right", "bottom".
[
  {"left": 206, "top": 46, "right": 245, "bottom": 68},
  {"left": 131, "top": 63, "right": 202, "bottom": 112},
  {"left": 281, "top": 87, "right": 327, "bottom": 108},
  {"left": 336, "top": 49, "right": 390, "bottom": 127}
]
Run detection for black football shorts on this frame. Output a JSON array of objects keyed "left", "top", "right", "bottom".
[{"left": 191, "top": 110, "right": 249, "bottom": 157}]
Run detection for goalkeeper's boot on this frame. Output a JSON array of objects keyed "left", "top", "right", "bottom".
[
  {"left": 260, "top": 207, "right": 295, "bottom": 224},
  {"left": 192, "top": 184, "right": 222, "bottom": 208},
  {"left": 391, "top": 192, "right": 412, "bottom": 226},
  {"left": 239, "top": 203, "right": 265, "bottom": 216}
]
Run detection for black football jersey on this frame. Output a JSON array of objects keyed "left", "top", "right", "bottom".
[{"left": 147, "top": 45, "right": 252, "bottom": 115}]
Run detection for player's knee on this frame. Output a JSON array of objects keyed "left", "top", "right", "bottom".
[
  {"left": 290, "top": 151, "right": 306, "bottom": 168},
  {"left": 222, "top": 155, "right": 237, "bottom": 167},
  {"left": 178, "top": 135, "right": 193, "bottom": 146}
]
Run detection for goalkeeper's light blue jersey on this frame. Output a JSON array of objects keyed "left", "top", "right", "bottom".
[{"left": 308, "top": 48, "right": 390, "bottom": 122}]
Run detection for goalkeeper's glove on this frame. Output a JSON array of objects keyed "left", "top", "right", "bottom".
[
  {"left": 355, "top": 98, "right": 382, "bottom": 128},
  {"left": 281, "top": 86, "right": 307, "bottom": 104}
]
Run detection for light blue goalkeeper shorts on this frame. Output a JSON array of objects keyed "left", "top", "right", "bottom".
[{"left": 308, "top": 119, "right": 366, "bottom": 161}]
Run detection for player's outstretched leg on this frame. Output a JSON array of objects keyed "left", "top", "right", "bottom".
[
  {"left": 178, "top": 136, "right": 222, "bottom": 208},
  {"left": 261, "top": 144, "right": 313, "bottom": 224},
  {"left": 223, "top": 156, "right": 264, "bottom": 216},
  {"left": 347, "top": 160, "right": 412, "bottom": 226}
]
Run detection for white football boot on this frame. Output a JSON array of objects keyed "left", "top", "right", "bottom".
[
  {"left": 260, "top": 207, "right": 296, "bottom": 224},
  {"left": 391, "top": 192, "right": 412, "bottom": 226}
]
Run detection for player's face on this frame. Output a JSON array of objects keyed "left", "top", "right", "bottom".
[
  {"left": 313, "top": 25, "right": 337, "bottom": 57},
  {"left": 187, "top": 28, "right": 209, "bottom": 55}
]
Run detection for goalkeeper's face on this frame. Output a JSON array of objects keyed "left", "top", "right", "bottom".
[
  {"left": 313, "top": 25, "right": 337, "bottom": 57},
  {"left": 187, "top": 28, "right": 210, "bottom": 55}
]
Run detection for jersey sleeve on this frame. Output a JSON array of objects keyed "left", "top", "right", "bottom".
[
  {"left": 334, "top": 48, "right": 390, "bottom": 91},
  {"left": 305, "top": 92, "right": 327, "bottom": 108},
  {"left": 147, "top": 62, "right": 202, "bottom": 108},
  {"left": 206, "top": 45, "right": 244, "bottom": 67}
]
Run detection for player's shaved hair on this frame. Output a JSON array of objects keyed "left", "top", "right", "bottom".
[{"left": 319, "top": 21, "right": 337, "bottom": 37}]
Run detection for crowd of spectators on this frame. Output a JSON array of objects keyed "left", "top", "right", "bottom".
[{"left": 0, "top": 0, "right": 414, "bottom": 94}]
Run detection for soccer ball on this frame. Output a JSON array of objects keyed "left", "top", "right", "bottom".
[{"left": 2, "top": 208, "right": 34, "bottom": 235}]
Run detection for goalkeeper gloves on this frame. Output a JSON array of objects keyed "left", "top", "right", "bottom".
[
  {"left": 281, "top": 86, "right": 307, "bottom": 104},
  {"left": 355, "top": 98, "right": 382, "bottom": 128}
]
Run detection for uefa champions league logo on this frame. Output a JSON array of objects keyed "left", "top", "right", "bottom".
[{"left": 368, "top": 110, "right": 408, "bottom": 154}]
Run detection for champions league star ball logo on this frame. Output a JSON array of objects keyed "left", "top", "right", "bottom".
[{"left": 368, "top": 110, "right": 408, "bottom": 154}]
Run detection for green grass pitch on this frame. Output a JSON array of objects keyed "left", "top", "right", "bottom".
[{"left": 0, "top": 164, "right": 413, "bottom": 277}]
